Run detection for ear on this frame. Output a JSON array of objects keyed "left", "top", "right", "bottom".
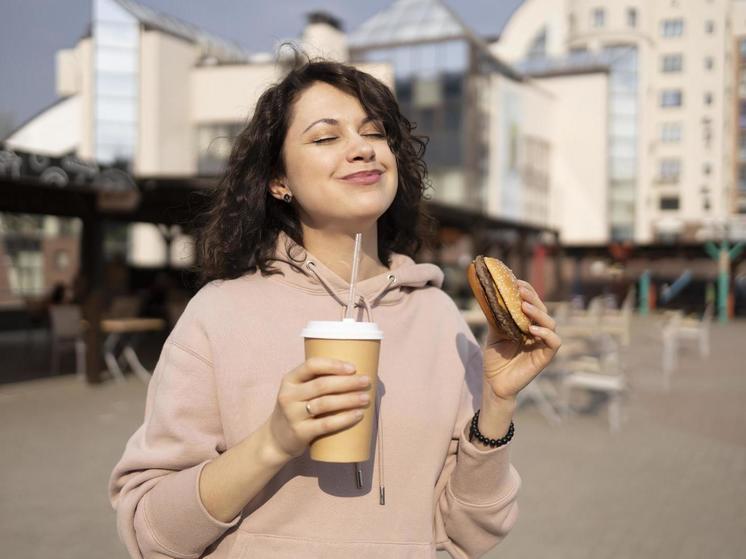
[{"left": 268, "top": 178, "right": 288, "bottom": 201}]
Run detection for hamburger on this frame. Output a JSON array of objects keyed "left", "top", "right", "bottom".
[{"left": 467, "top": 255, "right": 533, "bottom": 344}]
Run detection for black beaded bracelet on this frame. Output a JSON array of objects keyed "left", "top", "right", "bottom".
[{"left": 469, "top": 409, "right": 515, "bottom": 448}]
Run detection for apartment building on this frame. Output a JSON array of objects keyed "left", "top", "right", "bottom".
[{"left": 494, "top": 0, "right": 746, "bottom": 243}]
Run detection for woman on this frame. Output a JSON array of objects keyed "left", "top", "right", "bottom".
[{"left": 109, "top": 59, "right": 561, "bottom": 559}]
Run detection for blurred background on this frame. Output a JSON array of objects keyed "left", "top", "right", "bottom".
[{"left": 1, "top": 1, "right": 744, "bottom": 558}]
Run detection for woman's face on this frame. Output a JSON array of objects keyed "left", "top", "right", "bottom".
[{"left": 274, "top": 81, "right": 398, "bottom": 232}]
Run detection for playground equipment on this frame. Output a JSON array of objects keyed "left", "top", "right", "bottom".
[
  {"left": 660, "top": 270, "right": 693, "bottom": 305},
  {"left": 704, "top": 239, "right": 744, "bottom": 323}
]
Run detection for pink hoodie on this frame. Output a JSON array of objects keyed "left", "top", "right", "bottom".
[{"left": 109, "top": 232, "right": 521, "bottom": 558}]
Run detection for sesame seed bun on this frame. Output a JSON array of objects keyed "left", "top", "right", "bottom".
[{"left": 467, "top": 255, "right": 532, "bottom": 343}]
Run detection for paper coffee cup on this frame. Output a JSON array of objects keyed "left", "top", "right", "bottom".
[{"left": 301, "top": 318, "right": 383, "bottom": 463}]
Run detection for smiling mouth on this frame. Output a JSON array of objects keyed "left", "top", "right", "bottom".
[{"left": 340, "top": 171, "right": 383, "bottom": 185}]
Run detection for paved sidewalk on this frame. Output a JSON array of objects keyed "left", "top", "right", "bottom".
[{"left": 1, "top": 315, "right": 744, "bottom": 559}]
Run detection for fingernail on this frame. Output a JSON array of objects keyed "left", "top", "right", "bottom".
[
  {"left": 530, "top": 324, "right": 540, "bottom": 332},
  {"left": 344, "top": 363, "right": 355, "bottom": 372}
]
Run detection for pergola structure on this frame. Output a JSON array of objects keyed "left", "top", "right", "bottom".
[{"left": 1, "top": 145, "right": 562, "bottom": 383}]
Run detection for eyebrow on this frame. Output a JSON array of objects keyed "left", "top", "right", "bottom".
[{"left": 302, "top": 116, "right": 376, "bottom": 134}]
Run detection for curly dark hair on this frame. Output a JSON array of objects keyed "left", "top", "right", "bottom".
[{"left": 197, "top": 54, "right": 437, "bottom": 284}]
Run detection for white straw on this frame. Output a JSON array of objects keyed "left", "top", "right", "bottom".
[{"left": 345, "top": 233, "right": 362, "bottom": 320}]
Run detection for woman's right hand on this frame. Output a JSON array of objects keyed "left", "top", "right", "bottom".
[{"left": 263, "top": 357, "right": 372, "bottom": 463}]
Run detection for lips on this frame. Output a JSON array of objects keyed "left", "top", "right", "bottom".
[{"left": 340, "top": 170, "right": 383, "bottom": 185}]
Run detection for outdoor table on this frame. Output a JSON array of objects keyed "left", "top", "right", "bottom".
[{"left": 101, "top": 318, "right": 165, "bottom": 383}]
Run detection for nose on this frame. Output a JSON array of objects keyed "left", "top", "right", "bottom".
[{"left": 347, "top": 133, "right": 376, "bottom": 162}]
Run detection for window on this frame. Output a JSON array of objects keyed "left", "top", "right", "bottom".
[
  {"left": 703, "top": 196, "right": 711, "bottom": 211},
  {"left": 705, "top": 20, "right": 715, "bottom": 34},
  {"left": 661, "top": 19, "right": 684, "bottom": 37},
  {"left": 661, "top": 54, "right": 683, "bottom": 73},
  {"left": 592, "top": 8, "right": 605, "bottom": 28},
  {"left": 740, "top": 39, "right": 746, "bottom": 59},
  {"left": 413, "top": 76, "right": 443, "bottom": 108},
  {"left": 739, "top": 76, "right": 746, "bottom": 99},
  {"left": 569, "top": 13, "right": 576, "bottom": 33},
  {"left": 197, "top": 122, "right": 243, "bottom": 175},
  {"left": 705, "top": 56, "right": 714, "bottom": 70},
  {"left": 659, "top": 159, "right": 681, "bottom": 182},
  {"left": 527, "top": 28, "right": 547, "bottom": 60},
  {"left": 569, "top": 46, "right": 589, "bottom": 59},
  {"left": 660, "top": 89, "right": 683, "bottom": 107},
  {"left": 627, "top": 8, "right": 637, "bottom": 28},
  {"left": 54, "top": 250, "right": 70, "bottom": 272},
  {"left": 659, "top": 196, "right": 680, "bottom": 210},
  {"left": 704, "top": 92, "right": 713, "bottom": 106},
  {"left": 702, "top": 117, "right": 712, "bottom": 148},
  {"left": 703, "top": 163, "right": 712, "bottom": 175},
  {"left": 661, "top": 122, "right": 682, "bottom": 143},
  {"left": 739, "top": 133, "right": 746, "bottom": 159}
]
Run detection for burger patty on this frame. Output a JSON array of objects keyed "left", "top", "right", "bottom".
[{"left": 475, "top": 256, "right": 524, "bottom": 342}]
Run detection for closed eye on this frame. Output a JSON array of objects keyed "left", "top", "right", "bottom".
[
  {"left": 364, "top": 133, "right": 385, "bottom": 138},
  {"left": 312, "top": 137, "right": 337, "bottom": 144}
]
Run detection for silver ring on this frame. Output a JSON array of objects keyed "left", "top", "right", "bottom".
[{"left": 305, "top": 401, "right": 313, "bottom": 416}]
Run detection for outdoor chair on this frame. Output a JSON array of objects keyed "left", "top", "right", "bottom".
[
  {"left": 557, "top": 334, "right": 628, "bottom": 432},
  {"left": 557, "top": 296, "right": 605, "bottom": 339},
  {"left": 676, "top": 303, "right": 713, "bottom": 358},
  {"left": 516, "top": 377, "right": 562, "bottom": 425},
  {"left": 49, "top": 304, "right": 86, "bottom": 379},
  {"left": 599, "top": 287, "right": 635, "bottom": 346},
  {"left": 661, "top": 304, "right": 713, "bottom": 390}
]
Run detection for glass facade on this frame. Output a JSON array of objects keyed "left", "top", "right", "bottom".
[
  {"left": 93, "top": 0, "right": 139, "bottom": 168},
  {"left": 602, "top": 45, "right": 638, "bottom": 240},
  {"left": 197, "top": 123, "right": 243, "bottom": 175},
  {"left": 358, "top": 40, "right": 477, "bottom": 206},
  {"left": 348, "top": 0, "right": 464, "bottom": 50}
]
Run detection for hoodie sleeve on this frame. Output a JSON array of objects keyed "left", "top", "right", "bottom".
[
  {"left": 108, "top": 331, "right": 240, "bottom": 559},
  {"left": 434, "top": 349, "right": 522, "bottom": 559}
]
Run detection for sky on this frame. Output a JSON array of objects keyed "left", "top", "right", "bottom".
[{"left": 0, "top": 0, "right": 523, "bottom": 134}]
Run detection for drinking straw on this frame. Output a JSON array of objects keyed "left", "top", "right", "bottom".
[{"left": 345, "top": 233, "right": 362, "bottom": 320}]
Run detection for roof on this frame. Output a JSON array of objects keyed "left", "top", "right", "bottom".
[
  {"left": 349, "top": 0, "right": 522, "bottom": 80},
  {"left": 113, "top": 0, "right": 251, "bottom": 63},
  {"left": 517, "top": 50, "right": 612, "bottom": 78},
  {"left": 348, "top": 0, "right": 469, "bottom": 49}
]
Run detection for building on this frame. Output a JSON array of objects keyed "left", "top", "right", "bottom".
[
  {"left": 493, "top": 0, "right": 746, "bottom": 244},
  {"left": 2, "top": 0, "right": 392, "bottom": 298},
  {"left": 5, "top": 0, "right": 564, "bottom": 302}
]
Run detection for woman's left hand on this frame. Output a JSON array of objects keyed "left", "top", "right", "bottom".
[{"left": 481, "top": 280, "right": 562, "bottom": 402}]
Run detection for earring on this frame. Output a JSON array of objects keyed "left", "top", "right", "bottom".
[{"left": 283, "top": 192, "right": 293, "bottom": 203}]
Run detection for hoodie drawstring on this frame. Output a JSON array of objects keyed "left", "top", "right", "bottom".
[{"left": 304, "top": 261, "right": 396, "bottom": 505}]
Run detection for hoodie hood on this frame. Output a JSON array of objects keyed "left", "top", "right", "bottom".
[
  {"left": 266, "top": 230, "right": 445, "bottom": 505},
  {"left": 267, "top": 231, "right": 444, "bottom": 322}
]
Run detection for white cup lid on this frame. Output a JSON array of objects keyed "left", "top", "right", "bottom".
[{"left": 301, "top": 318, "right": 383, "bottom": 340}]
